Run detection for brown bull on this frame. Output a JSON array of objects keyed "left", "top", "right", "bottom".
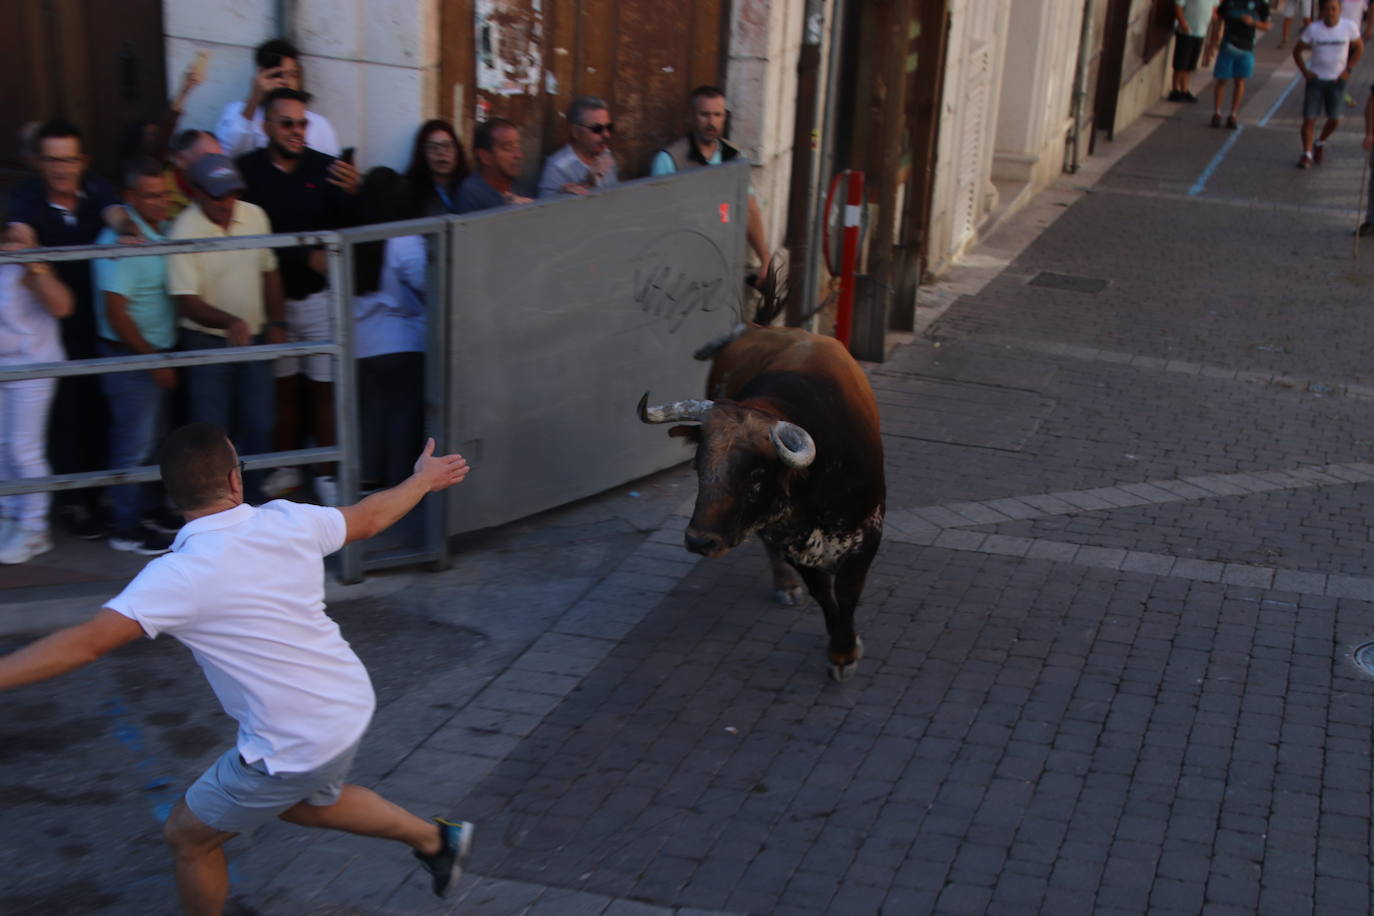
[{"left": 639, "top": 324, "right": 884, "bottom": 680}]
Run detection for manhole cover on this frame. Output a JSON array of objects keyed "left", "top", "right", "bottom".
[
  {"left": 1352, "top": 641, "right": 1374, "bottom": 676},
  {"left": 1028, "top": 271, "right": 1109, "bottom": 294}
]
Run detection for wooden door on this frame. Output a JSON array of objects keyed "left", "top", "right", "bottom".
[
  {"left": 0, "top": 0, "right": 166, "bottom": 187},
  {"left": 439, "top": 0, "right": 728, "bottom": 186}
]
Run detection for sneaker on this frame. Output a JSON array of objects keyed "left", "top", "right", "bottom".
[
  {"left": 261, "top": 467, "right": 302, "bottom": 499},
  {"left": 109, "top": 525, "right": 173, "bottom": 556},
  {"left": 0, "top": 528, "right": 53, "bottom": 564},
  {"left": 1183, "top": 92, "right": 1198, "bottom": 103},
  {"left": 142, "top": 506, "right": 184, "bottom": 536},
  {"left": 1298, "top": 152, "right": 1314, "bottom": 169},
  {"left": 1313, "top": 142, "right": 1324, "bottom": 164},
  {"left": 1168, "top": 89, "right": 1185, "bottom": 102},
  {"left": 313, "top": 475, "right": 338, "bottom": 507},
  {"left": 1226, "top": 115, "right": 1239, "bottom": 130},
  {"left": 56, "top": 502, "right": 107, "bottom": 540},
  {"left": 414, "top": 818, "right": 474, "bottom": 898},
  {"left": 1210, "top": 113, "right": 1222, "bottom": 127}
]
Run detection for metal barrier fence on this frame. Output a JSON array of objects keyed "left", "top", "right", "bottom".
[
  {"left": 0, "top": 163, "right": 749, "bottom": 582},
  {"left": 0, "top": 217, "right": 452, "bottom": 584}
]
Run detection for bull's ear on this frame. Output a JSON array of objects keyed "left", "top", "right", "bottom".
[{"left": 668, "top": 424, "right": 700, "bottom": 443}]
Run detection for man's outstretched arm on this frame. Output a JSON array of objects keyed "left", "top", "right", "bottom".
[
  {"left": 0, "top": 609, "right": 145, "bottom": 690},
  {"left": 339, "top": 439, "right": 469, "bottom": 544}
]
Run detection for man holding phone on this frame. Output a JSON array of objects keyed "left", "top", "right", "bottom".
[
  {"left": 236, "top": 88, "right": 360, "bottom": 506},
  {"left": 216, "top": 38, "right": 341, "bottom": 160}
]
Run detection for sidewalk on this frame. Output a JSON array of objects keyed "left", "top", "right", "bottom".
[{"left": 5, "top": 32, "right": 1374, "bottom": 915}]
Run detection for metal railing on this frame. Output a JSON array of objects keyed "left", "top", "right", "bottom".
[{"left": 0, "top": 217, "right": 452, "bottom": 583}]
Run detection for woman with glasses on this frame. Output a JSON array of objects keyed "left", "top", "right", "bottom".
[{"left": 404, "top": 120, "right": 471, "bottom": 217}]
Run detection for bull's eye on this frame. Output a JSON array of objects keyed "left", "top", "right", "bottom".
[{"left": 749, "top": 467, "right": 766, "bottom": 482}]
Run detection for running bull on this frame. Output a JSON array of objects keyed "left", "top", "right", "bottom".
[{"left": 638, "top": 323, "right": 884, "bottom": 681}]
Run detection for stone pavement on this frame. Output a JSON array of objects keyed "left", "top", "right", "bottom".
[{"left": 5, "top": 33, "right": 1374, "bottom": 916}]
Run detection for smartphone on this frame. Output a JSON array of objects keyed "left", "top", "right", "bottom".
[{"left": 340, "top": 147, "right": 356, "bottom": 165}]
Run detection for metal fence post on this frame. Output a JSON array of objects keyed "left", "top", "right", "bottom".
[
  {"left": 426, "top": 222, "right": 452, "bottom": 571},
  {"left": 328, "top": 238, "right": 363, "bottom": 584}
]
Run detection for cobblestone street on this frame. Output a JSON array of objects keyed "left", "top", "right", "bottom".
[{"left": 4, "top": 34, "right": 1374, "bottom": 916}]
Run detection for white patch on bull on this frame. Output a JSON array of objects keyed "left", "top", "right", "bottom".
[
  {"left": 781, "top": 506, "right": 883, "bottom": 569},
  {"left": 791, "top": 526, "right": 866, "bottom": 568}
]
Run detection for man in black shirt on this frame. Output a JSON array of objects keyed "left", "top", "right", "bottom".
[
  {"left": 1208, "top": 0, "right": 1272, "bottom": 128},
  {"left": 236, "top": 88, "right": 359, "bottom": 504},
  {"left": 7, "top": 119, "right": 122, "bottom": 536}
]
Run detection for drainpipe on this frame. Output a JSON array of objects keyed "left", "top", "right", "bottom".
[
  {"left": 797, "top": 0, "right": 848, "bottom": 328},
  {"left": 784, "top": 0, "right": 827, "bottom": 326},
  {"left": 1067, "top": 0, "right": 1095, "bottom": 173}
]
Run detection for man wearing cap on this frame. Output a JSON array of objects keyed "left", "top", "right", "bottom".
[{"left": 167, "top": 154, "right": 285, "bottom": 502}]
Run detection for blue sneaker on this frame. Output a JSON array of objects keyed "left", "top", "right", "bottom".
[{"left": 414, "top": 817, "right": 473, "bottom": 898}]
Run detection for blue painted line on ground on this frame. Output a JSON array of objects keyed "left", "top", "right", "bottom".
[
  {"left": 1189, "top": 126, "right": 1246, "bottom": 196},
  {"left": 1258, "top": 73, "right": 1303, "bottom": 127}
]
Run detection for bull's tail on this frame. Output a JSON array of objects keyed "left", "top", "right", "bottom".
[{"left": 749, "top": 251, "right": 788, "bottom": 327}]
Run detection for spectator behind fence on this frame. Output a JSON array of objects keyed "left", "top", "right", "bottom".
[
  {"left": 0, "top": 223, "right": 72, "bottom": 564},
  {"left": 167, "top": 154, "right": 285, "bottom": 503},
  {"left": 167, "top": 130, "right": 223, "bottom": 221},
  {"left": 216, "top": 38, "right": 340, "bottom": 160},
  {"left": 118, "top": 55, "right": 207, "bottom": 179},
  {"left": 7, "top": 118, "right": 121, "bottom": 539},
  {"left": 651, "top": 86, "right": 772, "bottom": 274},
  {"left": 237, "top": 88, "right": 360, "bottom": 506},
  {"left": 94, "top": 159, "right": 181, "bottom": 557},
  {"left": 405, "top": 120, "right": 469, "bottom": 216},
  {"left": 455, "top": 118, "right": 532, "bottom": 214},
  {"left": 538, "top": 96, "right": 620, "bottom": 198},
  {"left": 354, "top": 168, "right": 427, "bottom": 488}
]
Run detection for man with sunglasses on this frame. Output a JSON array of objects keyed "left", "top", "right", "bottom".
[
  {"left": 537, "top": 96, "right": 620, "bottom": 197},
  {"left": 217, "top": 38, "right": 340, "bottom": 160},
  {"left": 236, "top": 88, "right": 360, "bottom": 506}
]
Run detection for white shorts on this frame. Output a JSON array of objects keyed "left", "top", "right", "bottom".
[{"left": 275, "top": 289, "right": 335, "bottom": 382}]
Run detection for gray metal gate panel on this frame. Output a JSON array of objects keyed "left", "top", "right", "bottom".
[{"left": 446, "top": 163, "right": 748, "bottom": 534}]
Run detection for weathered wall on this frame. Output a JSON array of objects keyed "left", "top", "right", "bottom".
[{"left": 163, "top": 0, "right": 437, "bottom": 171}]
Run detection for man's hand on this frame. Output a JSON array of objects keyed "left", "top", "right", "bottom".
[
  {"left": 308, "top": 248, "right": 329, "bottom": 276},
  {"left": 227, "top": 318, "right": 252, "bottom": 348},
  {"left": 264, "top": 323, "right": 287, "bottom": 345},
  {"left": 412, "top": 438, "right": 469, "bottom": 493},
  {"left": 327, "top": 159, "right": 360, "bottom": 195},
  {"left": 560, "top": 182, "right": 591, "bottom": 196},
  {"left": 502, "top": 192, "right": 533, "bottom": 205},
  {"left": 150, "top": 367, "right": 178, "bottom": 390}
]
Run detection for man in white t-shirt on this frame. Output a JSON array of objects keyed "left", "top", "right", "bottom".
[
  {"left": 0, "top": 423, "right": 473, "bottom": 913},
  {"left": 216, "top": 38, "right": 341, "bottom": 161},
  {"left": 1294, "top": 0, "right": 1365, "bottom": 166}
]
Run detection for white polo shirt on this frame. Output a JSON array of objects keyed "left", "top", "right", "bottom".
[{"left": 106, "top": 500, "right": 375, "bottom": 774}]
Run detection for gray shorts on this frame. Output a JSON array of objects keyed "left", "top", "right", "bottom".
[{"left": 184, "top": 739, "right": 361, "bottom": 833}]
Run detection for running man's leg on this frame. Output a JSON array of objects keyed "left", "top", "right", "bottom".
[
  {"left": 164, "top": 799, "right": 237, "bottom": 916},
  {"left": 279, "top": 784, "right": 442, "bottom": 854}
]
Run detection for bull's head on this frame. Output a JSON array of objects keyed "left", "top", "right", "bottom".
[{"left": 638, "top": 393, "right": 816, "bottom": 557}]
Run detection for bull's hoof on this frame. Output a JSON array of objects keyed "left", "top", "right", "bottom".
[
  {"left": 826, "top": 636, "right": 864, "bottom": 682},
  {"left": 774, "top": 585, "right": 805, "bottom": 607}
]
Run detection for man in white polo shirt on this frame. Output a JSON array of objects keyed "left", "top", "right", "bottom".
[
  {"left": 1294, "top": 0, "right": 1364, "bottom": 166},
  {"left": 0, "top": 423, "right": 474, "bottom": 913}
]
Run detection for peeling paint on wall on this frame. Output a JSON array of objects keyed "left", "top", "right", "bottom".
[{"left": 475, "top": 0, "right": 544, "bottom": 97}]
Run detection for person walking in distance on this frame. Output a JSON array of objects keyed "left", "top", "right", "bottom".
[
  {"left": 1207, "top": 0, "right": 1273, "bottom": 128},
  {"left": 1294, "top": 0, "right": 1364, "bottom": 167},
  {"left": 0, "top": 424, "right": 475, "bottom": 914}
]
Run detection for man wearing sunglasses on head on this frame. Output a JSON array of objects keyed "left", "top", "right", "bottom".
[{"left": 537, "top": 96, "right": 620, "bottom": 198}]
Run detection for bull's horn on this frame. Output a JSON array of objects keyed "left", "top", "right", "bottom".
[
  {"left": 770, "top": 420, "right": 816, "bottom": 469},
  {"left": 637, "top": 392, "right": 715, "bottom": 424}
]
